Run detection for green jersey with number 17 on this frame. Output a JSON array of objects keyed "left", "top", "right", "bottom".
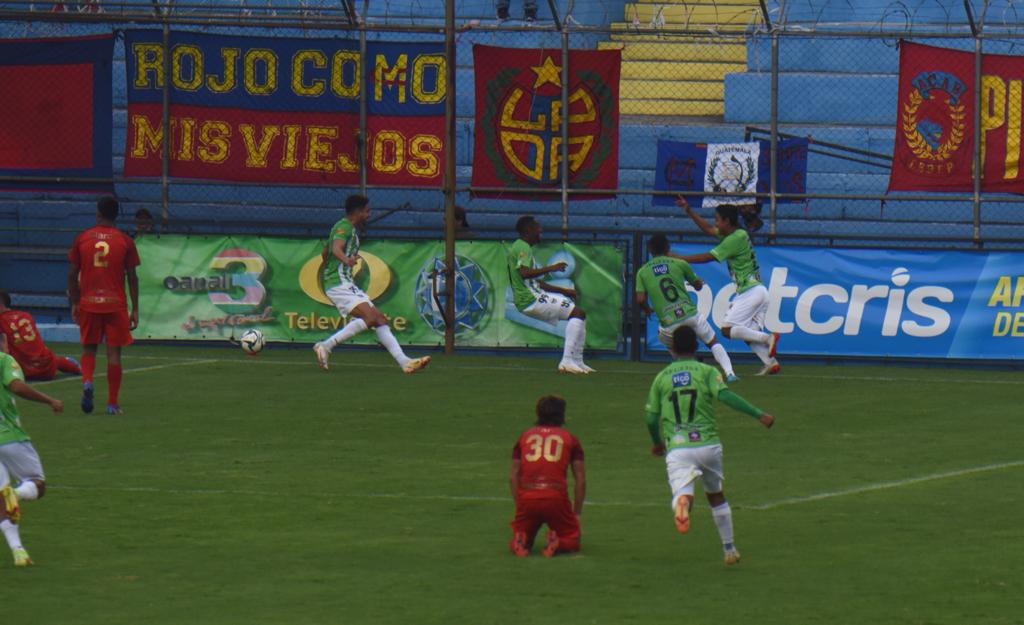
[
  {"left": 507, "top": 238, "right": 546, "bottom": 311},
  {"left": 321, "top": 218, "right": 360, "bottom": 289},
  {"left": 710, "top": 229, "right": 761, "bottom": 294},
  {"left": 0, "top": 352, "right": 30, "bottom": 446},
  {"left": 645, "top": 358, "right": 727, "bottom": 450},
  {"left": 636, "top": 255, "right": 700, "bottom": 327}
]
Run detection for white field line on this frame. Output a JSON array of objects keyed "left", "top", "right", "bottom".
[
  {"left": 33, "top": 359, "right": 219, "bottom": 386},
  {"left": 50, "top": 460, "right": 1024, "bottom": 511},
  {"left": 125, "top": 355, "right": 1024, "bottom": 385}
]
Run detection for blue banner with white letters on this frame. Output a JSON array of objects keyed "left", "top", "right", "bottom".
[{"left": 644, "top": 245, "right": 1024, "bottom": 359}]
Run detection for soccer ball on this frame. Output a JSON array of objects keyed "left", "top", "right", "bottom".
[{"left": 239, "top": 329, "right": 265, "bottom": 355}]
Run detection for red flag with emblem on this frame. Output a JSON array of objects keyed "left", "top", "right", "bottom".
[{"left": 472, "top": 45, "right": 620, "bottom": 199}]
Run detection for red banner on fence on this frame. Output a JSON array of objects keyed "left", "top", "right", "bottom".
[
  {"left": 471, "top": 45, "right": 620, "bottom": 199},
  {"left": 889, "top": 40, "right": 1024, "bottom": 193}
]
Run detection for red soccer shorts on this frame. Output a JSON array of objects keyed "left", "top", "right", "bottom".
[
  {"left": 22, "top": 354, "right": 57, "bottom": 381},
  {"left": 510, "top": 495, "right": 581, "bottom": 551},
  {"left": 78, "top": 309, "right": 133, "bottom": 346}
]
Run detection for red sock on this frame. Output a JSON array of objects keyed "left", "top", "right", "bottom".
[
  {"left": 56, "top": 356, "right": 81, "bottom": 375},
  {"left": 108, "top": 363, "right": 122, "bottom": 405},
  {"left": 81, "top": 352, "right": 96, "bottom": 385}
]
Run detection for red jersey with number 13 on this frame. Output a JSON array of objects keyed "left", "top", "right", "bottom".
[
  {"left": 512, "top": 425, "right": 584, "bottom": 500},
  {"left": 0, "top": 309, "right": 53, "bottom": 373},
  {"left": 69, "top": 225, "right": 140, "bottom": 313}
]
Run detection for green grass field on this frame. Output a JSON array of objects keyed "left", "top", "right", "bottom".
[{"left": 5, "top": 343, "right": 1023, "bottom": 625}]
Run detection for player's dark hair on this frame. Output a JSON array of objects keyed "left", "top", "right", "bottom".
[
  {"left": 0, "top": 290, "right": 10, "bottom": 308},
  {"left": 671, "top": 326, "right": 699, "bottom": 355},
  {"left": 97, "top": 196, "right": 120, "bottom": 221},
  {"left": 345, "top": 194, "right": 370, "bottom": 214},
  {"left": 648, "top": 233, "right": 670, "bottom": 255},
  {"left": 715, "top": 204, "right": 741, "bottom": 228},
  {"left": 535, "top": 394, "right": 566, "bottom": 426},
  {"left": 516, "top": 215, "right": 537, "bottom": 237}
]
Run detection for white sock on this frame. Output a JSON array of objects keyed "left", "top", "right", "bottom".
[
  {"left": 749, "top": 341, "right": 773, "bottom": 365},
  {"left": 0, "top": 519, "right": 23, "bottom": 550},
  {"left": 375, "top": 325, "right": 411, "bottom": 368},
  {"left": 729, "top": 325, "right": 771, "bottom": 344},
  {"left": 711, "top": 502, "right": 734, "bottom": 546},
  {"left": 710, "top": 343, "right": 734, "bottom": 377},
  {"left": 323, "top": 318, "right": 368, "bottom": 350},
  {"left": 561, "top": 318, "right": 585, "bottom": 364},
  {"left": 14, "top": 482, "right": 38, "bottom": 501}
]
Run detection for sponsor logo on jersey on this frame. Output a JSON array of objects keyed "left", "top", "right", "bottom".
[
  {"left": 653, "top": 263, "right": 669, "bottom": 276},
  {"left": 671, "top": 371, "right": 691, "bottom": 387}
]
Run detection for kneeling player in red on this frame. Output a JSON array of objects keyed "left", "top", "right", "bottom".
[
  {"left": 0, "top": 291, "right": 81, "bottom": 381},
  {"left": 509, "top": 395, "right": 586, "bottom": 557}
]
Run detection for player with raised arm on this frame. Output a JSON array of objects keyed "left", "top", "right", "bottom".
[
  {"left": 508, "top": 216, "right": 592, "bottom": 374},
  {"left": 674, "top": 196, "right": 780, "bottom": 376},
  {"left": 509, "top": 394, "right": 585, "bottom": 557},
  {"left": 0, "top": 351, "right": 64, "bottom": 567},
  {"left": 312, "top": 194, "right": 430, "bottom": 374},
  {"left": 644, "top": 326, "right": 774, "bottom": 565},
  {"left": 68, "top": 196, "right": 140, "bottom": 414},
  {"left": 635, "top": 234, "right": 737, "bottom": 381},
  {"left": 0, "top": 290, "right": 81, "bottom": 380}
]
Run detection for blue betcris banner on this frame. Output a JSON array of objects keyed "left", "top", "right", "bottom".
[{"left": 646, "top": 245, "right": 1024, "bottom": 359}]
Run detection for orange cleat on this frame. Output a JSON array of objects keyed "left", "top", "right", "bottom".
[
  {"left": 541, "top": 530, "right": 560, "bottom": 557},
  {"left": 674, "top": 497, "right": 691, "bottom": 534},
  {"left": 510, "top": 531, "right": 530, "bottom": 557}
]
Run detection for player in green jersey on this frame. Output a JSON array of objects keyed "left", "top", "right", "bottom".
[
  {"left": 507, "top": 216, "right": 592, "bottom": 374},
  {"left": 313, "top": 195, "right": 431, "bottom": 374},
  {"left": 644, "top": 326, "right": 774, "bottom": 565},
  {"left": 636, "top": 233, "right": 737, "bottom": 381},
  {"left": 674, "top": 196, "right": 781, "bottom": 376},
  {"left": 0, "top": 352, "right": 63, "bottom": 567}
]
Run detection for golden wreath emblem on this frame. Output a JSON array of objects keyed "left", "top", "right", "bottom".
[{"left": 901, "top": 89, "right": 966, "bottom": 162}]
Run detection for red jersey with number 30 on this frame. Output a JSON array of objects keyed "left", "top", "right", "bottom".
[
  {"left": 512, "top": 425, "right": 584, "bottom": 500},
  {"left": 69, "top": 225, "right": 140, "bottom": 313},
  {"left": 0, "top": 309, "right": 53, "bottom": 373}
]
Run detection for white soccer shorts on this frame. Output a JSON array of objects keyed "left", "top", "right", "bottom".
[
  {"left": 665, "top": 443, "right": 724, "bottom": 506},
  {"left": 659, "top": 314, "right": 715, "bottom": 347},
  {"left": 326, "top": 283, "right": 373, "bottom": 316},
  {"left": 0, "top": 441, "right": 45, "bottom": 484},
  {"left": 523, "top": 292, "right": 575, "bottom": 324},
  {"left": 723, "top": 284, "right": 768, "bottom": 330}
]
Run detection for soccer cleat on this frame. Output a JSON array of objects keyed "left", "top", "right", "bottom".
[
  {"left": 81, "top": 383, "right": 94, "bottom": 414},
  {"left": 541, "top": 530, "right": 560, "bottom": 557},
  {"left": 674, "top": 497, "right": 691, "bottom": 534},
  {"left": 12, "top": 547, "right": 32, "bottom": 567},
  {"left": 768, "top": 332, "right": 780, "bottom": 359},
  {"left": 723, "top": 547, "right": 741, "bottom": 566},
  {"left": 510, "top": 532, "right": 529, "bottom": 557},
  {"left": 106, "top": 404, "right": 122, "bottom": 415},
  {"left": 557, "top": 361, "right": 586, "bottom": 374},
  {"left": 576, "top": 362, "right": 596, "bottom": 374},
  {"left": 755, "top": 361, "right": 781, "bottom": 376},
  {"left": 313, "top": 342, "right": 331, "bottom": 370},
  {"left": 726, "top": 373, "right": 740, "bottom": 383},
  {"left": 1, "top": 485, "right": 20, "bottom": 523},
  {"left": 402, "top": 356, "right": 431, "bottom": 374}
]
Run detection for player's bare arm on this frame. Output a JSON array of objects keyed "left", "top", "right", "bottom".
[
  {"left": 690, "top": 278, "right": 705, "bottom": 290},
  {"left": 634, "top": 291, "right": 654, "bottom": 316},
  {"left": 67, "top": 262, "right": 81, "bottom": 321},
  {"left": 127, "top": 266, "right": 140, "bottom": 330},
  {"left": 669, "top": 251, "right": 716, "bottom": 264},
  {"left": 517, "top": 261, "right": 567, "bottom": 280},
  {"left": 508, "top": 458, "right": 521, "bottom": 498},
  {"left": 570, "top": 459, "right": 586, "bottom": 516},
  {"left": 676, "top": 195, "right": 717, "bottom": 236},
  {"left": 538, "top": 281, "right": 577, "bottom": 299},
  {"left": 332, "top": 237, "right": 360, "bottom": 267},
  {"left": 9, "top": 379, "right": 63, "bottom": 413}
]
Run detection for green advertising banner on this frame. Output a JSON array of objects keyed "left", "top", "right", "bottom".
[{"left": 135, "top": 235, "right": 624, "bottom": 349}]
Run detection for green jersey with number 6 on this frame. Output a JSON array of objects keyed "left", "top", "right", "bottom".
[
  {"left": 710, "top": 229, "right": 761, "bottom": 294},
  {"left": 0, "top": 352, "right": 30, "bottom": 446},
  {"left": 645, "top": 358, "right": 727, "bottom": 450},
  {"left": 321, "top": 218, "right": 360, "bottom": 289},
  {"left": 636, "top": 255, "right": 700, "bottom": 327},
  {"left": 507, "top": 238, "right": 546, "bottom": 311}
]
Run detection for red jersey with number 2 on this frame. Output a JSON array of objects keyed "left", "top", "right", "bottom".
[
  {"left": 69, "top": 226, "right": 140, "bottom": 313},
  {"left": 512, "top": 425, "right": 584, "bottom": 500}
]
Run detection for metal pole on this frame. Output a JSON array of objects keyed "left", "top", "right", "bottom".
[
  {"left": 630, "top": 232, "right": 643, "bottom": 361},
  {"left": 769, "top": 29, "right": 779, "bottom": 242},
  {"left": 358, "top": 0, "right": 369, "bottom": 193},
  {"left": 442, "top": 0, "right": 457, "bottom": 354},
  {"left": 973, "top": 31, "right": 982, "bottom": 247},
  {"left": 160, "top": 15, "right": 171, "bottom": 222},
  {"left": 560, "top": 29, "right": 570, "bottom": 238}
]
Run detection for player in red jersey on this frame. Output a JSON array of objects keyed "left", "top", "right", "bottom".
[
  {"left": 67, "top": 196, "right": 140, "bottom": 415},
  {"left": 508, "top": 395, "right": 586, "bottom": 557},
  {"left": 0, "top": 291, "right": 81, "bottom": 381}
]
